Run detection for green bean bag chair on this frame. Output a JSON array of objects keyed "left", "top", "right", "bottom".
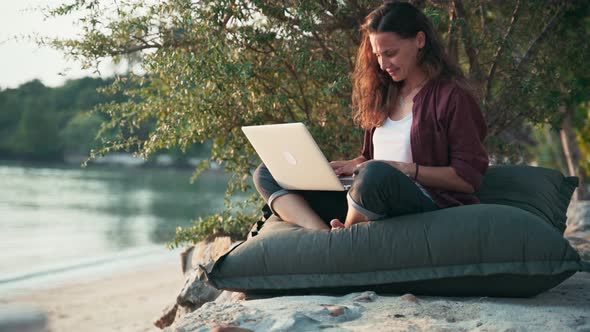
[
  {"left": 475, "top": 165, "right": 577, "bottom": 234},
  {"left": 202, "top": 166, "right": 590, "bottom": 297}
]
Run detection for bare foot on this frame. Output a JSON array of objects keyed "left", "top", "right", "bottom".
[
  {"left": 344, "top": 207, "right": 369, "bottom": 228},
  {"left": 330, "top": 219, "right": 346, "bottom": 230}
]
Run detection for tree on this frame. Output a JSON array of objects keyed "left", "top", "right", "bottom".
[
  {"left": 0, "top": 77, "right": 121, "bottom": 160},
  {"left": 10, "top": 98, "right": 62, "bottom": 159},
  {"left": 553, "top": 2, "right": 590, "bottom": 200},
  {"left": 43, "top": 0, "right": 590, "bottom": 246},
  {"left": 60, "top": 111, "right": 104, "bottom": 155}
]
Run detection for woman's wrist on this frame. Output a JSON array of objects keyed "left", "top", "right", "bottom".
[
  {"left": 402, "top": 162, "right": 417, "bottom": 178},
  {"left": 353, "top": 156, "right": 367, "bottom": 165}
]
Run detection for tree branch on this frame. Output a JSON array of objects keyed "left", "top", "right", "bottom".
[
  {"left": 515, "top": 3, "right": 565, "bottom": 73},
  {"left": 257, "top": 2, "right": 302, "bottom": 28},
  {"left": 283, "top": 60, "right": 312, "bottom": 122},
  {"left": 426, "top": 0, "right": 446, "bottom": 9},
  {"left": 346, "top": 0, "right": 361, "bottom": 13},
  {"left": 484, "top": 0, "right": 521, "bottom": 107},
  {"left": 478, "top": 0, "right": 486, "bottom": 31},
  {"left": 266, "top": 43, "right": 312, "bottom": 121},
  {"left": 132, "top": 35, "right": 161, "bottom": 48},
  {"left": 452, "top": 0, "right": 483, "bottom": 83},
  {"left": 252, "top": 72, "right": 302, "bottom": 121},
  {"left": 488, "top": 2, "right": 567, "bottom": 133},
  {"left": 108, "top": 43, "right": 160, "bottom": 56},
  {"left": 446, "top": 5, "right": 458, "bottom": 62},
  {"left": 311, "top": 30, "right": 334, "bottom": 62}
]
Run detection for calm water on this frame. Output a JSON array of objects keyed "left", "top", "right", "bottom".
[{"left": 0, "top": 161, "right": 239, "bottom": 293}]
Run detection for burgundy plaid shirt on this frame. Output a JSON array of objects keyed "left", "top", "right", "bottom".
[{"left": 360, "top": 77, "right": 489, "bottom": 208}]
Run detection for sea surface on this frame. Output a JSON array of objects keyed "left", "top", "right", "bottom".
[{"left": 0, "top": 160, "right": 239, "bottom": 295}]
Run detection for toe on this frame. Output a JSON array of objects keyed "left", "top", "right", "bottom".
[{"left": 330, "top": 219, "right": 345, "bottom": 229}]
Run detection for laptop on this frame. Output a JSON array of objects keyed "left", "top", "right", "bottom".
[{"left": 241, "top": 123, "right": 353, "bottom": 191}]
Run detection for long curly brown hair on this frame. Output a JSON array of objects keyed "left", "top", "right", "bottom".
[{"left": 352, "top": 1, "right": 468, "bottom": 129}]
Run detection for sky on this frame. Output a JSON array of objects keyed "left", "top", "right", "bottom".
[{"left": 0, "top": 0, "right": 120, "bottom": 89}]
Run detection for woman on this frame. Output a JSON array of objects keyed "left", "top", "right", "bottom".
[{"left": 254, "top": 1, "right": 488, "bottom": 231}]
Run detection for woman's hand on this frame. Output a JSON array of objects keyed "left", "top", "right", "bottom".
[{"left": 330, "top": 157, "right": 366, "bottom": 176}]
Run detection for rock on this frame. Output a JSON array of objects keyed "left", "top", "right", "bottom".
[
  {"left": 153, "top": 303, "right": 178, "bottom": 329},
  {"left": 176, "top": 266, "right": 223, "bottom": 308},
  {"left": 170, "top": 275, "right": 590, "bottom": 331},
  {"left": 566, "top": 235, "right": 590, "bottom": 260},
  {"left": 211, "top": 326, "right": 254, "bottom": 332},
  {"left": 155, "top": 238, "right": 241, "bottom": 329},
  {"left": 179, "top": 247, "right": 192, "bottom": 275},
  {"left": 165, "top": 302, "right": 264, "bottom": 332},
  {"left": 173, "top": 304, "right": 196, "bottom": 325},
  {"left": 400, "top": 293, "right": 420, "bottom": 304},
  {"left": 565, "top": 201, "right": 590, "bottom": 260},
  {"left": 182, "top": 237, "right": 236, "bottom": 275},
  {"left": 566, "top": 201, "right": 590, "bottom": 234},
  {"left": 353, "top": 291, "right": 377, "bottom": 302},
  {"left": 269, "top": 312, "right": 321, "bottom": 331},
  {"left": 321, "top": 305, "right": 346, "bottom": 317},
  {"left": 215, "top": 291, "right": 247, "bottom": 304}
]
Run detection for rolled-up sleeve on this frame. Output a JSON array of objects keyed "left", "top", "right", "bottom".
[
  {"left": 446, "top": 88, "right": 489, "bottom": 191},
  {"left": 360, "top": 128, "right": 374, "bottom": 161}
]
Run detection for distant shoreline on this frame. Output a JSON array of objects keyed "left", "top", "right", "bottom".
[
  {"left": 0, "top": 245, "right": 181, "bottom": 298},
  {"left": 0, "top": 153, "right": 223, "bottom": 171}
]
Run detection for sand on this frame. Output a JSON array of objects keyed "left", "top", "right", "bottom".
[
  {"left": 2, "top": 260, "right": 185, "bottom": 332},
  {"left": 165, "top": 233, "right": 590, "bottom": 332},
  {"left": 170, "top": 273, "right": 590, "bottom": 332},
  {"left": 6, "top": 262, "right": 588, "bottom": 332}
]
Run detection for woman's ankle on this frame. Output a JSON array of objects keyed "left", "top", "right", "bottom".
[{"left": 344, "top": 207, "right": 369, "bottom": 227}]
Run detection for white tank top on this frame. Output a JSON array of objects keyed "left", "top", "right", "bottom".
[
  {"left": 373, "top": 114, "right": 413, "bottom": 162},
  {"left": 372, "top": 112, "right": 433, "bottom": 201}
]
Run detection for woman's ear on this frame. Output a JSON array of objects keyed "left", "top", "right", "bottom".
[{"left": 416, "top": 31, "right": 426, "bottom": 49}]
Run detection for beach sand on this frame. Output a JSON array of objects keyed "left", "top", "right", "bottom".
[
  {"left": 166, "top": 234, "right": 590, "bottom": 331},
  {"left": 171, "top": 273, "right": 590, "bottom": 332},
  {"left": 2, "top": 260, "right": 184, "bottom": 332}
]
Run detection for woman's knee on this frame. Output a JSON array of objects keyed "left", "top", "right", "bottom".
[
  {"left": 253, "top": 163, "right": 280, "bottom": 200},
  {"left": 253, "top": 163, "right": 269, "bottom": 186},
  {"left": 352, "top": 161, "right": 405, "bottom": 194}
]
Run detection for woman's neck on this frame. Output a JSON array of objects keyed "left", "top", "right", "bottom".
[{"left": 403, "top": 69, "right": 429, "bottom": 93}]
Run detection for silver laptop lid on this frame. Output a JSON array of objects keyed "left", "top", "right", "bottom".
[{"left": 242, "top": 123, "right": 346, "bottom": 191}]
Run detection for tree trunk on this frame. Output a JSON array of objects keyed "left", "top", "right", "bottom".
[
  {"left": 560, "top": 105, "right": 590, "bottom": 200},
  {"left": 446, "top": 5, "right": 459, "bottom": 64}
]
